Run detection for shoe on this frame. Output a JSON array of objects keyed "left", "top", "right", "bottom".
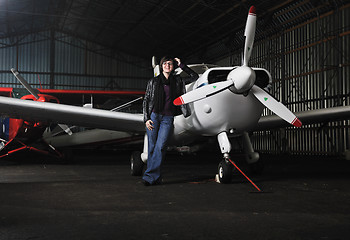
[
  {"left": 154, "top": 177, "right": 163, "bottom": 185},
  {"left": 142, "top": 180, "right": 151, "bottom": 186}
]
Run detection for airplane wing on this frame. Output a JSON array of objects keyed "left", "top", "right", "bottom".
[
  {"left": 1, "top": 93, "right": 348, "bottom": 134},
  {"left": 255, "top": 105, "right": 350, "bottom": 130},
  {"left": 0, "top": 96, "right": 145, "bottom": 133},
  {"left": 38, "top": 89, "right": 145, "bottom": 95}
]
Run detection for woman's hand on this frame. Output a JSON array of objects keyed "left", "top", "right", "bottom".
[{"left": 145, "top": 120, "right": 154, "bottom": 131}]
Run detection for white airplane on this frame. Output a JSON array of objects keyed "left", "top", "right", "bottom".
[{"left": 0, "top": 6, "right": 349, "bottom": 183}]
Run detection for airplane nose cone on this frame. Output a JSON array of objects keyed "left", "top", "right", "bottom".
[{"left": 227, "top": 66, "right": 256, "bottom": 94}]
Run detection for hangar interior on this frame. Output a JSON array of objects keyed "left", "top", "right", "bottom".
[{"left": 0, "top": 0, "right": 349, "bottom": 156}]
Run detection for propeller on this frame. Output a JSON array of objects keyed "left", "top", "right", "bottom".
[
  {"left": 11, "top": 68, "right": 73, "bottom": 135},
  {"left": 152, "top": 56, "right": 160, "bottom": 77},
  {"left": 173, "top": 79, "right": 234, "bottom": 106},
  {"left": 173, "top": 6, "right": 302, "bottom": 128},
  {"left": 11, "top": 68, "right": 40, "bottom": 99},
  {"left": 251, "top": 86, "right": 301, "bottom": 127},
  {"left": 173, "top": 6, "right": 257, "bottom": 105},
  {"left": 243, "top": 6, "right": 256, "bottom": 66}
]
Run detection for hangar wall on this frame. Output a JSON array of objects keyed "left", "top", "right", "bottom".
[
  {"left": 230, "top": 5, "right": 349, "bottom": 156},
  {"left": 0, "top": 30, "right": 151, "bottom": 91}
]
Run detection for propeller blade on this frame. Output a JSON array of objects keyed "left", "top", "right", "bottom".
[
  {"left": 251, "top": 85, "right": 302, "bottom": 127},
  {"left": 173, "top": 80, "right": 234, "bottom": 106},
  {"left": 11, "top": 68, "right": 40, "bottom": 99},
  {"left": 243, "top": 6, "right": 256, "bottom": 66},
  {"left": 152, "top": 56, "right": 160, "bottom": 77}
]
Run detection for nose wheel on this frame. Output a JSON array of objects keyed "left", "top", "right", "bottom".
[{"left": 218, "top": 159, "right": 234, "bottom": 183}]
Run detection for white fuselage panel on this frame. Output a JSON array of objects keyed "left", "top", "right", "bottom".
[{"left": 171, "top": 86, "right": 264, "bottom": 145}]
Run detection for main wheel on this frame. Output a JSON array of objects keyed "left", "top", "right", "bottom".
[
  {"left": 218, "top": 160, "right": 233, "bottom": 184},
  {"left": 130, "top": 151, "right": 144, "bottom": 176}
]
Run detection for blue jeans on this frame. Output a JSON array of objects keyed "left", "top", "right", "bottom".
[{"left": 143, "top": 112, "right": 174, "bottom": 184}]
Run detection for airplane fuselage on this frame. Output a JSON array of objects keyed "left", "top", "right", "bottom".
[{"left": 170, "top": 68, "right": 267, "bottom": 145}]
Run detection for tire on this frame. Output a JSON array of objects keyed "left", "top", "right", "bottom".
[
  {"left": 130, "top": 151, "right": 144, "bottom": 176},
  {"left": 218, "top": 160, "right": 233, "bottom": 183}
]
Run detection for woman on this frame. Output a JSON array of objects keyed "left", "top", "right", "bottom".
[{"left": 142, "top": 56, "right": 198, "bottom": 186}]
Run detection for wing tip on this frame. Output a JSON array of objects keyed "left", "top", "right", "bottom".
[
  {"left": 292, "top": 118, "right": 302, "bottom": 127},
  {"left": 173, "top": 97, "right": 184, "bottom": 106}
]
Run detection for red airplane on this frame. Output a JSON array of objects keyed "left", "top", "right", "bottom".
[
  {"left": 0, "top": 69, "right": 144, "bottom": 159},
  {"left": 0, "top": 98, "right": 63, "bottom": 158}
]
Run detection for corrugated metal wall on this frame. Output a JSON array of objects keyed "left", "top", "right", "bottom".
[
  {"left": 0, "top": 30, "right": 151, "bottom": 91},
  {"left": 245, "top": 6, "right": 350, "bottom": 156}
]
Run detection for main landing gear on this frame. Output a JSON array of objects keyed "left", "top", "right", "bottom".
[
  {"left": 216, "top": 131, "right": 263, "bottom": 184},
  {"left": 130, "top": 151, "right": 144, "bottom": 176},
  {"left": 130, "top": 134, "right": 147, "bottom": 176}
]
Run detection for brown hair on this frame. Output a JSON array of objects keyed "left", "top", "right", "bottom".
[{"left": 159, "top": 56, "right": 174, "bottom": 71}]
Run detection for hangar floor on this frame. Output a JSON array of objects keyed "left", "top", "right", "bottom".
[{"left": 0, "top": 151, "right": 349, "bottom": 240}]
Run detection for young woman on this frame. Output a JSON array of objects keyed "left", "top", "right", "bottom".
[{"left": 142, "top": 56, "right": 198, "bottom": 186}]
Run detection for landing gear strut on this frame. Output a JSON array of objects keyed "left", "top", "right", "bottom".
[
  {"left": 242, "top": 132, "right": 263, "bottom": 175},
  {"left": 217, "top": 132, "right": 234, "bottom": 183},
  {"left": 216, "top": 131, "right": 263, "bottom": 184},
  {"left": 130, "top": 134, "right": 148, "bottom": 176}
]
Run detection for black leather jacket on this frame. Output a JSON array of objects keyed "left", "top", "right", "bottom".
[{"left": 143, "top": 64, "right": 199, "bottom": 123}]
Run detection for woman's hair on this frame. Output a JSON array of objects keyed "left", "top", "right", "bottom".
[{"left": 159, "top": 56, "right": 175, "bottom": 71}]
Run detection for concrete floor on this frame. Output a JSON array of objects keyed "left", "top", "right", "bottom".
[{"left": 0, "top": 151, "right": 349, "bottom": 240}]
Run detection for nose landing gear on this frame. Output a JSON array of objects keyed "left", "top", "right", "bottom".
[
  {"left": 216, "top": 131, "right": 262, "bottom": 191},
  {"left": 217, "top": 132, "right": 234, "bottom": 183},
  {"left": 218, "top": 155, "right": 234, "bottom": 184}
]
